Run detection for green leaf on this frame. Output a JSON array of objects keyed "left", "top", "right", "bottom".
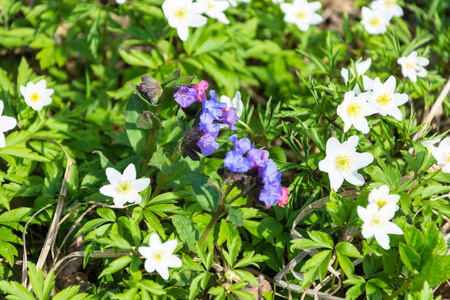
[
  {"left": 0, "top": 240, "right": 17, "bottom": 267},
  {"left": 52, "top": 286, "right": 80, "bottom": 300},
  {"left": 27, "top": 262, "right": 44, "bottom": 300},
  {"left": 76, "top": 219, "right": 111, "bottom": 237},
  {"left": 0, "top": 281, "right": 35, "bottom": 300},
  {"left": 42, "top": 271, "right": 55, "bottom": 300},
  {"left": 335, "top": 242, "right": 363, "bottom": 258},
  {"left": 172, "top": 215, "right": 199, "bottom": 252},
  {"left": 226, "top": 206, "right": 243, "bottom": 227},
  {"left": 136, "top": 280, "right": 165, "bottom": 295},
  {"left": 97, "top": 207, "right": 116, "bottom": 222},
  {"left": 125, "top": 94, "right": 150, "bottom": 155},
  {"left": 0, "top": 146, "right": 51, "bottom": 162},
  {"left": 188, "top": 171, "right": 219, "bottom": 212},
  {"left": 234, "top": 251, "right": 267, "bottom": 269},
  {"left": 399, "top": 243, "right": 421, "bottom": 273},
  {"left": 300, "top": 250, "right": 332, "bottom": 288},
  {"left": 99, "top": 256, "right": 133, "bottom": 277},
  {"left": 402, "top": 223, "right": 425, "bottom": 254},
  {"left": 234, "top": 269, "right": 258, "bottom": 286},
  {"left": 336, "top": 251, "right": 355, "bottom": 277},
  {"left": 307, "top": 231, "right": 334, "bottom": 249},
  {"left": 189, "top": 272, "right": 207, "bottom": 300}
]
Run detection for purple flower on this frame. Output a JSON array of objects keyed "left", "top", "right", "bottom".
[
  {"left": 259, "top": 181, "right": 283, "bottom": 207},
  {"left": 247, "top": 148, "right": 270, "bottom": 168},
  {"left": 230, "top": 134, "right": 252, "bottom": 155},
  {"left": 199, "top": 112, "right": 220, "bottom": 138},
  {"left": 222, "top": 107, "right": 239, "bottom": 130},
  {"left": 203, "top": 91, "right": 226, "bottom": 119},
  {"left": 260, "top": 160, "right": 281, "bottom": 183},
  {"left": 174, "top": 87, "right": 198, "bottom": 108},
  {"left": 224, "top": 150, "right": 250, "bottom": 173},
  {"left": 197, "top": 134, "right": 219, "bottom": 156}
]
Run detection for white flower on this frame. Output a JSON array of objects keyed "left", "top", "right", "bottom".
[
  {"left": 431, "top": 137, "right": 450, "bottom": 174},
  {"left": 341, "top": 58, "right": 372, "bottom": 85},
  {"left": 20, "top": 79, "right": 54, "bottom": 111},
  {"left": 397, "top": 51, "right": 429, "bottom": 83},
  {"left": 357, "top": 203, "right": 403, "bottom": 250},
  {"left": 280, "top": 0, "right": 322, "bottom": 32},
  {"left": 368, "top": 185, "right": 400, "bottom": 210},
  {"left": 198, "top": 0, "right": 230, "bottom": 24},
  {"left": 138, "top": 233, "right": 182, "bottom": 280},
  {"left": 99, "top": 163, "right": 150, "bottom": 208},
  {"left": 422, "top": 137, "right": 441, "bottom": 153},
  {"left": 272, "top": 0, "right": 284, "bottom": 3},
  {"left": 337, "top": 91, "right": 377, "bottom": 134},
  {"left": 318, "top": 136, "right": 374, "bottom": 191},
  {"left": 370, "top": 0, "right": 403, "bottom": 18},
  {"left": 162, "top": 0, "right": 207, "bottom": 41},
  {"left": 227, "top": 0, "right": 250, "bottom": 7},
  {"left": 0, "top": 100, "right": 17, "bottom": 148},
  {"left": 116, "top": 0, "right": 126, "bottom": 4},
  {"left": 361, "top": 7, "right": 390, "bottom": 35},
  {"left": 220, "top": 91, "right": 243, "bottom": 118},
  {"left": 341, "top": 58, "right": 374, "bottom": 94},
  {"left": 368, "top": 76, "right": 408, "bottom": 121}
]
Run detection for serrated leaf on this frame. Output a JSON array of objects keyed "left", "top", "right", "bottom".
[
  {"left": 99, "top": 256, "right": 133, "bottom": 277},
  {"left": 172, "top": 215, "right": 199, "bottom": 252},
  {"left": 189, "top": 171, "right": 219, "bottom": 212},
  {"left": 125, "top": 94, "right": 150, "bottom": 155},
  {"left": 399, "top": 243, "right": 421, "bottom": 273},
  {"left": 335, "top": 242, "right": 363, "bottom": 258}
]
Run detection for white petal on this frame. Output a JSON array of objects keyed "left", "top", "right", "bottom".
[
  {"left": 0, "top": 133, "right": 5, "bottom": 148},
  {"left": 308, "top": 1, "right": 321, "bottom": 11},
  {"left": 388, "top": 107, "right": 403, "bottom": 121},
  {"left": 35, "top": 79, "right": 47, "bottom": 91},
  {"left": 384, "top": 76, "right": 396, "bottom": 93},
  {"left": 127, "top": 192, "right": 142, "bottom": 204},
  {"left": 361, "top": 223, "right": 374, "bottom": 238},
  {"left": 309, "top": 14, "right": 323, "bottom": 25},
  {"left": 177, "top": 25, "right": 189, "bottom": 41},
  {"left": 379, "top": 203, "right": 397, "bottom": 220},
  {"left": 144, "top": 259, "right": 156, "bottom": 273},
  {"left": 99, "top": 184, "right": 117, "bottom": 197},
  {"left": 342, "top": 170, "right": 365, "bottom": 186},
  {"left": 341, "top": 68, "right": 349, "bottom": 83},
  {"left": 417, "top": 57, "right": 429, "bottom": 66},
  {"left": 161, "top": 239, "right": 178, "bottom": 254},
  {"left": 326, "top": 137, "right": 341, "bottom": 157},
  {"left": 340, "top": 135, "right": 359, "bottom": 155},
  {"left": 155, "top": 264, "right": 170, "bottom": 280},
  {"left": 187, "top": 15, "right": 207, "bottom": 27},
  {"left": 0, "top": 101, "right": 3, "bottom": 115},
  {"left": 356, "top": 58, "right": 371, "bottom": 75},
  {"left": 132, "top": 178, "right": 150, "bottom": 192},
  {"left": 166, "top": 255, "right": 182, "bottom": 268},
  {"left": 113, "top": 193, "right": 127, "bottom": 208},
  {"left": 374, "top": 230, "right": 390, "bottom": 250},
  {"left": 106, "top": 167, "right": 122, "bottom": 185},
  {"left": 150, "top": 233, "right": 162, "bottom": 248},
  {"left": 329, "top": 170, "right": 344, "bottom": 191},
  {"left": 138, "top": 246, "right": 151, "bottom": 258},
  {"left": 384, "top": 222, "right": 403, "bottom": 235},
  {"left": 122, "top": 163, "right": 137, "bottom": 181},
  {"left": 318, "top": 157, "right": 332, "bottom": 172},
  {"left": 353, "top": 116, "right": 370, "bottom": 134},
  {"left": 0, "top": 116, "right": 17, "bottom": 132},
  {"left": 353, "top": 152, "right": 374, "bottom": 169},
  {"left": 357, "top": 205, "right": 369, "bottom": 222}
]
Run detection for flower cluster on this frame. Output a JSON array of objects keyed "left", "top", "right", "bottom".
[
  {"left": 223, "top": 134, "right": 288, "bottom": 207},
  {"left": 339, "top": 58, "right": 409, "bottom": 133},
  {"left": 361, "top": 0, "right": 403, "bottom": 35},
  {"left": 319, "top": 136, "right": 373, "bottom": 191},
  {"left": 357, "top": 185, "right": 403, "bottom": 250},
  {"left": 175, "top": 83, "right": 240, "bottom": 158}
]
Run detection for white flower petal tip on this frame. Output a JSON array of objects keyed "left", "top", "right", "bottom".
[
  {"left": 368, "top": 185, "right": 400, "bottom": 211},
  {"left": 357, "top": 203, "right": 403, "bottom": 250},
  {"left": 318, "top": 135, "right": 373, "bottom": 191},
  {"left": 99, "top": 163, "right": 150, "bottom": 208},
  {"left": 139, "top": 233, "right": 182, "bottom": 280},
  {"left": 280, "top": 0, "right": 322, "bottom": 32},
  {"left": 162, "top": 0, "right": 208, "bottom": 41},
  {"left": 397, "top": 51, "right": 429, "bottom": 82},
  {"left": 20, "top": 79, "right": 54, "bottom": 111},
  {"left": 370, "top": 0, "right": 404, "bottom": 18},
  {"left": 337, "top": 91, "right": 376, "bottom": 134}
]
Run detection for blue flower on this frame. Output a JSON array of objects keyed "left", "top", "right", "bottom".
[
  {"left": 197, "top": 134, "right": 219, "bottom": 156},
  {"left": 202, "top": 91, "right": 227, "bottom": 119},
  {"left": 259, "top": 181, "right": 283, "bottom": 207},
  {"left": 247, "top": 148, "right": 269, "bottom": 168},
  {"left": 174, "top": 86, "right": 198, "bottom": 108},
  {"left": 224, "top": 150, "right": 250, "bottom": 173},
  {"left": 230, "top": 134, "right": 252, "bottom": 155},
  {"left": 222, "top": 107, "right": 239, "bottom": 130}
]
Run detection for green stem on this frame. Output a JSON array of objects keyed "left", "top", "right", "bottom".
[
  {"left": 142, "top": 132, "right": 156, "bottom": 174},
  {"left": 198, "top": 207, "right": 225, "bottom": 246},
  {"left": 386, "top": 279, "right": 411, "bottom": 300},
  {"left": 330, "top": 256, "right": 339, "bottom": 291}
]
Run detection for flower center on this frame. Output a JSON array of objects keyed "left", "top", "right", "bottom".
[
  {"left": 31, "top": 93, "right": 40, "bottom": 102},
  {"left": 371, "top": 214, "right": 386, "bottom": 227},
  {"left": 370, "top": 16, "right": 380, "bottom": 26},
  {"left": 296, "top": 12, "right": 306, "bottom": 20},
  {"left": 385, "top": 0, "right": 395, "bottom": 7},
  {"left": 406, "top": 62, "right": 416, "bottom": 70},
  {"left": 153, "top": 250, "right": 166, "bottom": 262},
  {"left": 118, "top": 180, "right": 131, "bottom": 194},
  {"left": 207, "top": 1, "right": 216, "bottom": 10},
  {"left": 336, "top": 155, "right": 352, "bottom": 172},
  {"left": 347, "top": 102, "right": 362, "bottom": 118},
  {"left": 376, "top": 198, "right": 387, "bottom": 208},
  {"left": 174, "top": 8, "right": 188, "bottom": 20},
  {"left": 378, "top": 93, "right": 392, "bottom": 106},
  {"left": 444, "top": 152, "right": 450, "bottom": 163}
]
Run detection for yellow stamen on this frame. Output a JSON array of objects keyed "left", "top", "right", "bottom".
[
  {"left": 378, "top": 93, "right": 392, "bottom": 106},
  {"left": 371, "top": 214, "right": 385, "bottom": 227},
  {"left": 347, "top": 102, "right": 362, "bottom": 118},
  {"left": 385, "top": 0, "right": 395, "bottom": 7},
  {"left": 406, "top": 63, "right": 416, "bottom": 70},
  {"left": 370, "top": 17, "right": 380, "bottom": 26},
  {"left": 376, "top": 198, "right": 387, "bottom": 208},
  {"left": 445, "top": 152, "right": 450, "bottom": 163},
  {"left": 31, "top": 93, "right": 40, "bottom": 102},
  {"left": 336, "top": 155, "right": 352, "bottom": 172},
  {"left": 153, "top": 250, "right": 165, "bottom": 262},
  {"left": 174, "top": 8, "right": 187, "bottom": 20},
  {"left": 296, "top": 12, "right": 306, "bottom": 20},
  {"left": 118, "top": 180, "right": 131, "bottom": 194}
]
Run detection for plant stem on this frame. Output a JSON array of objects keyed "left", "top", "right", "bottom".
[
  {"left": 198, "top": 206, "right": 225, "bottom": 246},
  {"left": 386, "top": 279, "right": 411, "bottom": 300},
  {"left": 330, "top": 255, "right": 339, "bottom": 292}
]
